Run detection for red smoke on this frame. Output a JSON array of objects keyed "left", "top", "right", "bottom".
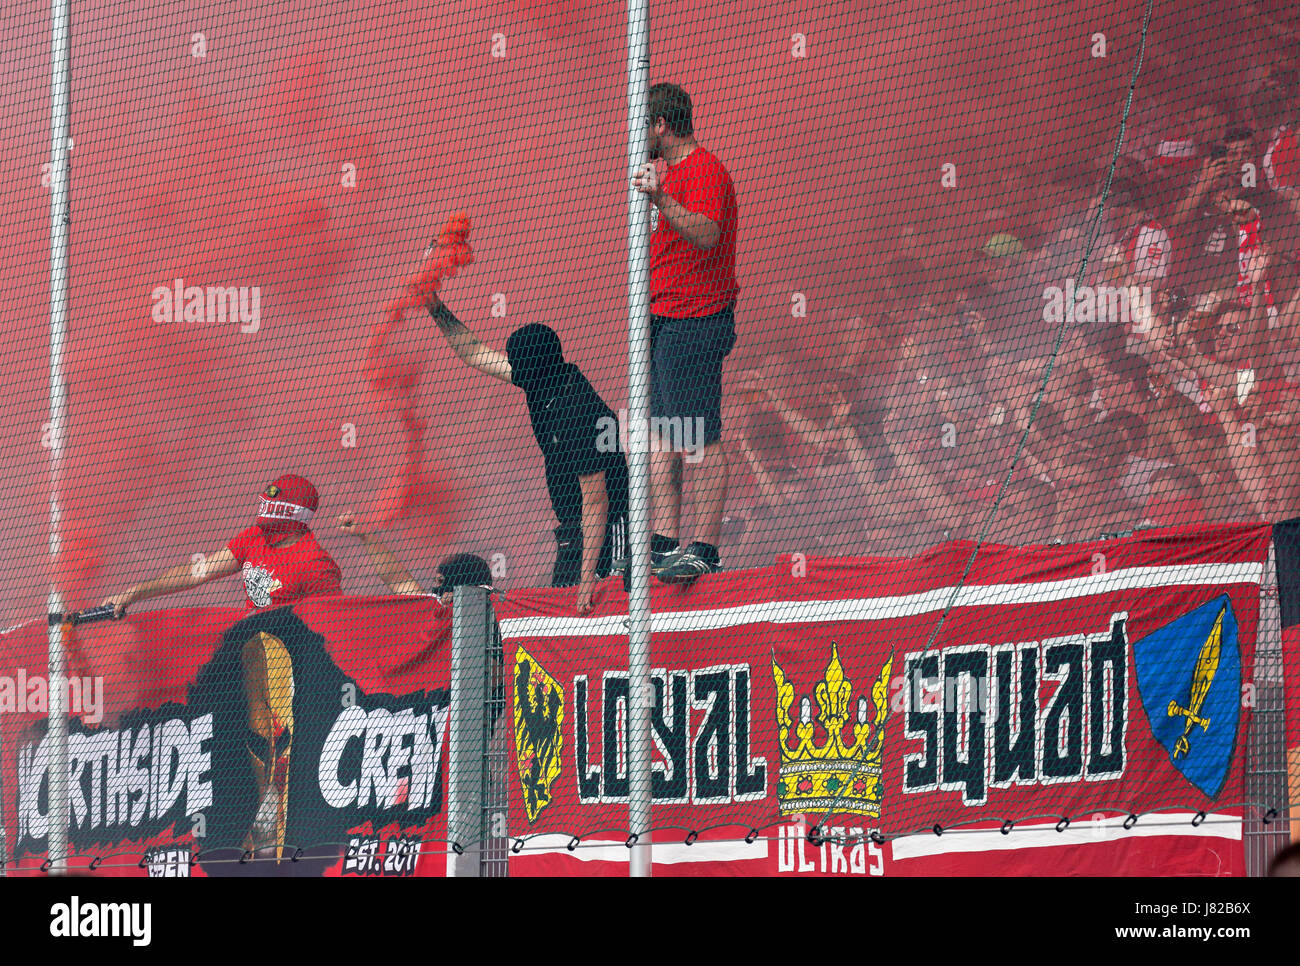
[
  {"left": 0, "top": 0, "right": 1275, "bottom": 624},
  {"left": 51, "top": 81, "right": 358, "bottom": 603},
  {"left": 363, "top": 213, "right": 474, "bottom": 527}
]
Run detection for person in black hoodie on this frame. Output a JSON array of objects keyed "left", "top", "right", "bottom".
[{"left": 423, "top": 289, "right": 627, "bottom": 614}]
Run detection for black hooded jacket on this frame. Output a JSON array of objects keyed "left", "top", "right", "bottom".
[{"left": 505, "top": 324, "right": 629, "bottom": 528}]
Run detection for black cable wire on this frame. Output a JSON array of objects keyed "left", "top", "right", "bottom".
[{"left": 813, "top": 0, "right": 1160, "bottom": 833}]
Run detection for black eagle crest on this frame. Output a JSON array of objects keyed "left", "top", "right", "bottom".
[{"left": 515, "top": 657, "right": 563, "bottom": 822}]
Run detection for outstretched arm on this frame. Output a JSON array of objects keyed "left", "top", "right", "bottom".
[
  {"left": 1203, "top": 386, "right": 1274, "bottom": 520},
  {"left": 575, "top": 471, "right": 609, "bottom": 615},
  {"left": 759, "top": 387, "right": 830, "bottom": 450},
  {"left": 1168, "top": 156, "right": 1227, "bottom": 226},
  {"left": 425, "top": 294, "right": 513, "bottom": 383},
  {"left": 338, "top": 513, "right": 425, "bottom": 595},
  {"left": 736, "top": 434, "right": 783, "bottom": 506},
  {"left": 101, "top": 547, "right": 240, "bottom": 616}
]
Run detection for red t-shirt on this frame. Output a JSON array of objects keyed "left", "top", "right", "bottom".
[
  {"left": 650, "top": 147, "right": 739, "bottom": 318},
  {"left": 226, "top": 526, "right": 344, "bottom": 609},
  {"left": 1264, "top": 124, "right": 1299, "bottom": 192},
  {"left": 1122, "top": 218, "right": 1171, "bottom": 283}
]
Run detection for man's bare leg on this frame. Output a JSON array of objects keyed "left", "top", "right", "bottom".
[
  {"left": 686, "top": 439, "right": 728, "bottom": 548},
  {"left": 651, "top": 448, "right": 683, "bottom": 542},
  {"left": 656, "top": 439, "right": 728, "bottom": 583}
]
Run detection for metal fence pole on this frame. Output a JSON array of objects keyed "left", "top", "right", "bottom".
[
  {"left": 1246, "top": 541, "right": 1288, "bottom": 875},
  {"left": 447, "top": 585, "right": 490, "bottom": 876},
  {"left": 481, "top": 600, "right": 509, "bottom": 876},
  {"left": 46, "top": 0, "right": 73, "bottom": 877},
  {"left": 0, "top": 728, "right": 7, "bottom": 877},
  {"left": 625, "top": 0, "right": 653, "bottom": 878}
]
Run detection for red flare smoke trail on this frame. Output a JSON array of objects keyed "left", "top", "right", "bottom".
[{"left": 363, "top": 213, "right": 473, "bottom": 526}]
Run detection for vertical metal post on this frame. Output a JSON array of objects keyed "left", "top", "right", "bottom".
[
  {"left": 47, "top": 0, "right": 73, "bottom": 877},
  {"left": 0, "top": 729, "right": 7, "bottom": 876},
  {"left": 1247, "top": 542, "right": 1288, "bottom": 874},
  {"left": 625, "top": 0, "right": 653, "bottom": 878},
  {"left": 447, "top": 585, "right": 489, "bottom": 876},
  {"left": 479, "top": 612, "right": 510, "bottom": 876}
]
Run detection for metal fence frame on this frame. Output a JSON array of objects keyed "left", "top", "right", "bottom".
[
  {"left": 1245, "top": 542, "right": 1290, "bottom": 875},
  {"left": 447, "top": 584, "right": 509, "bottom": 877}
]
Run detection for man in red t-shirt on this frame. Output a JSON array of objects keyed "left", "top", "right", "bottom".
[
  {"left": 632, "top": 82, "right": 739, "bottom": 585},
  {"left": 102, "top": 474, "right": 343, "bottom": 614}
]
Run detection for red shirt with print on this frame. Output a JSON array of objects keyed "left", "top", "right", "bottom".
[
  {"left": 650, "top": 147, "right": 739, "bottom": 318},
  {"left": 226, "top": 526, "right": 343, "bottom": 609}
]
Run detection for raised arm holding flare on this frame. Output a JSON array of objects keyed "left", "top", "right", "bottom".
[{"left": 423, "top": 285, "right": 627, "bottom": 615}]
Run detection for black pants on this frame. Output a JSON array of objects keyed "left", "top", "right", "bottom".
[
  {"left": 650, "top": 301, "right": 737, "bottom": 447},
  {"left": 552, "top": 516, "right": 627, "bottom": 587}
]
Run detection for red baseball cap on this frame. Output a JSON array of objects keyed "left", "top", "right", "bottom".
[{"left": 257, "top": 474, "right": 319, "bottom": 534}]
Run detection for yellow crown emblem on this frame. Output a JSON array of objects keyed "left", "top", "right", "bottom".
[{"left": 773, "top": 644, "right": 893, "bottom": 818}]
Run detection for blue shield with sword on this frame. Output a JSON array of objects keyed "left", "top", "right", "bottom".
[{"left": 1133, "top": 596, "right": 1241, "bottom": 798}]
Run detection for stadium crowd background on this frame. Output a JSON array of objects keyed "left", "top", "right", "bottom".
[
  {"left": 729, "top": 67, "right": 1300, "bottom": 568},
  {"left": 4, "top": 0, "right": 1299, "bottom": 623}
]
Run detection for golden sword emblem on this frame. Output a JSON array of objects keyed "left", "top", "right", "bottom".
[{"left": 1166, "top": 605, "right": 1225, "bottom": 760}]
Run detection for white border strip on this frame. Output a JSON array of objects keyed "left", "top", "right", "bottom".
[
  {"left": 517, "top": 834, "right": 766, "bottom": 864},
  {"left": 513, "top": 812, "right": 1241, "bottom": 866},
  {"left": 506, "top": 811, "right": 1237, "bottom": 863},
  {"left": 499, "top": 561, "right": 1264, "bottom": 639},
  {"left": 890, "top": 812, "right": 1242, "bottom": 860},
  {"left": 0, "top": 617, "right": 42, "bottom": 638}
]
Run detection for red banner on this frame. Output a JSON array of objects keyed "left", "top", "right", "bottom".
[
  {"left": 495, "top": 524, "right": 1271, "bottom": 876},
  {"left": 0, "top": 596, "right": 453, "bottom": 876}
]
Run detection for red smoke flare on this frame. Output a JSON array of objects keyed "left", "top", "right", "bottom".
[{"left": 363, "top": 213, "right": 474, "bottom": 526}]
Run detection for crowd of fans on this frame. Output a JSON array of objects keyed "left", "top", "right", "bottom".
[{"left": 723, "top": 68, "right": 1300, "bottom": 570}]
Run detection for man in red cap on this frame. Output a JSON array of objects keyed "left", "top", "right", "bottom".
[{"left": 102, "top": 474, "right": 343, "bottom": 615}]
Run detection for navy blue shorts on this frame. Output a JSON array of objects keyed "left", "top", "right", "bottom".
[{"left": 650, "top": 301, "right": 736, "bottom": 448}]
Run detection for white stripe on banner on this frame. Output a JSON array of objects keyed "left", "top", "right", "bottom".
[
  {"left": 889, "top": 812, "right": 1242, "bottom": 861},
  {"left": 516, "top": 813, "right": 1240, "bottom": 867},
  {"left": 498, "top": 561, "right": 1264, "bottom": 639},
  {"left": 0, "top": 617, "right": 41, "bottom": 638},
  {"left": 518, "top": 835, "right": 767, "bottom": 864}
]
